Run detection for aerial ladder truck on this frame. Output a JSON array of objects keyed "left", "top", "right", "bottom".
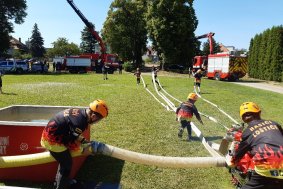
[
  {"left": 193, "top": 32, "right": 247, "bottom": 81},
  {"left": 65, "top": 0, "right": 119, "bottom": 73}
]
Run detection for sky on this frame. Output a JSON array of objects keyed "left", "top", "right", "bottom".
[{"left": 13, "top": 0, "right": 283, "bottom": 50}]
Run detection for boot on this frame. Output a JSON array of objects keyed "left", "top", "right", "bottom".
[
  {"left": 186, "top": 136, "right": 191, "bottom": 141},
  {"left": 178, "top": 128, "right": 184, "bottom": 138}
]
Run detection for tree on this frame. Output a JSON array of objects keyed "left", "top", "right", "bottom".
[
  {"left": 248, "top": 26, "right": 283, "bottom": 81},
  {"left": 29, "top": 23, "right": 45, "bottom": 58},
  {"left": 0, "top": 0, "right": 27, "bottom": 55},
  {"left": 80, "top": 24, "right": 98, "bottom": 53},
  {"left": 202, "top": 38, "right": 221, "bottom": 55},
  {"left": 46, "top": 38, "right": 81, "bottom": 58},
  {"left": 146, "top": 0, "right": 198, "bottom": 69},
  {"left": 103, "top": 0, "right": 148, "bottom": 68}
]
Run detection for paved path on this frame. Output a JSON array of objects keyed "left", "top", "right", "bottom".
[{"left": 233, "top": 81, "right": 283, "bottom": 94}]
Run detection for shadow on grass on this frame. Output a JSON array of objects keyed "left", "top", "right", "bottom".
[
  {"left": 76, "top": 155, "right": 124, "bottom": 183},
  {"left": 204, "top": 135, "right": 223, "bottom": 141},
  {"left": 0, "top": 92, "right": 17, "bottom": 95},
  {"left": 187, "top": 135, "right": 223, "bottom": 142},
  {"left": 199, "top": 92, "right": 214, "bottom": 95},
  {"left": 1, "top": 155, "right": 124, "bottom": 189}
]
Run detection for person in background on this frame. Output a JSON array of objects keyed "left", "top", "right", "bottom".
[
  {"left": 102, "top": 64, "right": 109, "bottom": 80},
  {"left": 229, "top": 102, "right": 283, "bottom": 189},
  {"left": 175, "top": 93, "right": 203, "bottom": 141},
  {"left": 53, "top": 62, "right": 56, "bottom": 72},
  {"left": 0, "top": 71, "right": 3, "bottom": 94},
  {"left": 151, "top": 66, "right": 159, "bottom": 85},
  {"left": 193, "top": 69, "right": 203, "bottom": 94},
  {"left": 118, "top": 60, "right": 123, "bottom": 74},
  {"left": 41, "top": 100, "right": 109, "bottom": 189},
  {"left": 134, "top": 68, "right": 141, "bottom": 85}
]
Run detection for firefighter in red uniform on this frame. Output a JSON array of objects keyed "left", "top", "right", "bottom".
[
  {"left": 134, "top": 68, "right": 141, "bottom": 85},
  {"left": 193, "top": 69, "right": 203, "bottom": 94},
  {"left": 231, "top": 102, "right": 283, "bottom": 189},
  {"left": 41, "top": 99, "right": 108, "bottom": 189},
  {"left": 176, "top": 93, "right": 203, "bottom": 141}
]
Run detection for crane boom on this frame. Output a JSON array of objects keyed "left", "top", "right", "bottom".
[
  {"left": 66, "top": 0, "right": 106, "bottom": 54},
  {"left": 196, "top": 32, "right": 215, "bottom": 55}
]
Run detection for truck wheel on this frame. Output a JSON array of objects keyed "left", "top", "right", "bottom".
[
  {"left": 214, "top": 73, "right": 221, "bottom": 81},
  {"left": 16, "top": 68, "right": 23, "bottom": 74}
]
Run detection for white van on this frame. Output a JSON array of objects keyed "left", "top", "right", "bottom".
[{"left": 0, "top": 60, "right": 29, "bottom": 74}]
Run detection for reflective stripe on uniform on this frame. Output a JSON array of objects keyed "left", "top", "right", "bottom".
[{"left": 255, "top": 166, "right": 283, "bottom": 179}]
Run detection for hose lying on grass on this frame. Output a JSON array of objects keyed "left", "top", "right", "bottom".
[{"left": 0, "top": 143, "right": 226, "bottom": 169}]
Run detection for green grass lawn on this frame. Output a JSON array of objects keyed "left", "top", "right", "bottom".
[{"left": 0, "top": 71, "right": 282, "bottom": 189}]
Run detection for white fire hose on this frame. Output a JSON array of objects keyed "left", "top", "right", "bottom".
[{"left": 0, "top": 144, "right": 226, "bottom": 169}]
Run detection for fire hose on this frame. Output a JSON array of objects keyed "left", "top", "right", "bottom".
[
  {"left": 0, "top": 143, "right": 226, "bottom": 169},
  {"left": 142, "top": 73, "right": 223, "bottom": 157}
]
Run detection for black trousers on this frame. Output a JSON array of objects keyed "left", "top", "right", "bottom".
[
  {"left": 50, "top": 150, "right": 73, "bottom": 189},
  {"left": 242, "top": 172, "right": 283, "bottom": 189},
  {"left": 180, "top": 120, "right": 192, "bottom": 137}
]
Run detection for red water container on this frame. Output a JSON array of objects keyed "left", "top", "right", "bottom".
[{"left": 0, "top": 105, "right": 90, "bottom": 182}]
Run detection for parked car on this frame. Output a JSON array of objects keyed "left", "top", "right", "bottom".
[
  {"left": 167, "top": 64, "right": 185, "bottom": 73},
  {"left": 15, "top": 60, "right": 29, "bottom": 73},
  {"left": 31, "top": 62, "right": 48, "bottom": 73},
  {"left": 0, "top": 60, "right": 28, "bottom": 74}
]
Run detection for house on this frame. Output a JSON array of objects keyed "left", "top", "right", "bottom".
[
  {"left": 8, "top": 37, "right": 29, "bottom": 55},
  {"left": 219, "top": 43, "right": 235, "bottom": 54}
]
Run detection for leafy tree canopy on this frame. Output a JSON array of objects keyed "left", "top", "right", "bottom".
[
  {"left": 202, "top": 37, "right": 221, "bottom": 55},
  {"left": 46, "top": 38, "right": 81, "bottom": 58},
  {"left": 146, "top": 0, "right": 198, "bottom": 68},
  {"left": 103, "top": 0, "right": 148, "bottom": 68},
  {"left": 0, "top": 0, "right": 27, "bottom": 55}
]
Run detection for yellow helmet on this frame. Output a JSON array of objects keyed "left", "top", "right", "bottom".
[
  {"left": 187, "top": 93, "right": 198, "bottom": 101},
  {"left": 239, "top": 102, "right": 261, "bottom": 118},
  {"left": 89, "top": 99, "right": 109, "bottom": 118}
]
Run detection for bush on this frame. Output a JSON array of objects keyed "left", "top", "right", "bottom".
[{"left": 123, "top": 62, "right": 134, "bottom": 72}]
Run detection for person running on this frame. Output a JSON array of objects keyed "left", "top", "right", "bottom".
[
  {"left": 175, "top": 93, "right": 203, "bottom": 141},
  {"left": 230, "top": 102, "right": 283, "bottom": 189},
  {"left": 134, "top": 68, "right": 141, "bottom": 85},
  {"left": 41, "top": 100, "right": 108, "bottom": 189},
  {"left": 193, "top": 69, "right": 203, "bottom": 94},
  {"left": 151, "top": 66, "right": 159, "bottom": 85}
]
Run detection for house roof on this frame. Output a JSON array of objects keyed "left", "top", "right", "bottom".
[{"left": 10, "top": 37, "right": 28, "bottom": 51}]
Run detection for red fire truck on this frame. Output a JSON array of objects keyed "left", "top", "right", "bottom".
[
  {"left": 65, "top": 0, "right": 119, "bottom": 74},
  {"left": 193, "top": 33, "right": 247, "bottom": 81}
]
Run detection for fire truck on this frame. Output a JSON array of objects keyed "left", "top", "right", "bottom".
[
  {"left": 193, "top": 32, "right": 247, "bottom": 81},
  {"left": 65, "top": 0, "right": 119, "bottom": 74}
]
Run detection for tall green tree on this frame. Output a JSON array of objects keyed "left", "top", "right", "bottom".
[
  {"left": 80, "top": 24, "right": 98, "bottom": 53},
  {"left": 103, "top": 0, "right": 148, "bottom": 68},
  {"left": 248, "top": 26, "right": 283, "bottom": 81},
  {"left": 269, "top": 26, "right": 283, "bottom": 81},
  {"left": 46, "top": 38, "right": 81, "bottom": 58},
  {"left": 0, "top": 0, "right": 27, "bottom": 55},
  {"left": 202, "top": 38, "right": 221, "bottom": 55},
  {"left": 29, "top": 23, "right": 45, "bottom": 58},
  {"left": 146, "top": 0, "right": 198, "bottom": 69}
]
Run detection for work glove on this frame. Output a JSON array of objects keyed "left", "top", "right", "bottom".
[
  {"left": 225, "top": 154, "right": 235, "bottom": 168},
  {"left": 89, "top": 140, "right": 105, "bottom": 155},
  {"left": 232, "top": 123, "right": 244, "bottom": 131}
]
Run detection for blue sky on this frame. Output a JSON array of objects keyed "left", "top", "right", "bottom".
[{"left": 13, "top": 0, "right": 283, "bottom": 50}]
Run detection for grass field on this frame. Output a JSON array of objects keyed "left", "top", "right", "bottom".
[{"left": 0, "top": 71, "right": 282, "bottom": 189}]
